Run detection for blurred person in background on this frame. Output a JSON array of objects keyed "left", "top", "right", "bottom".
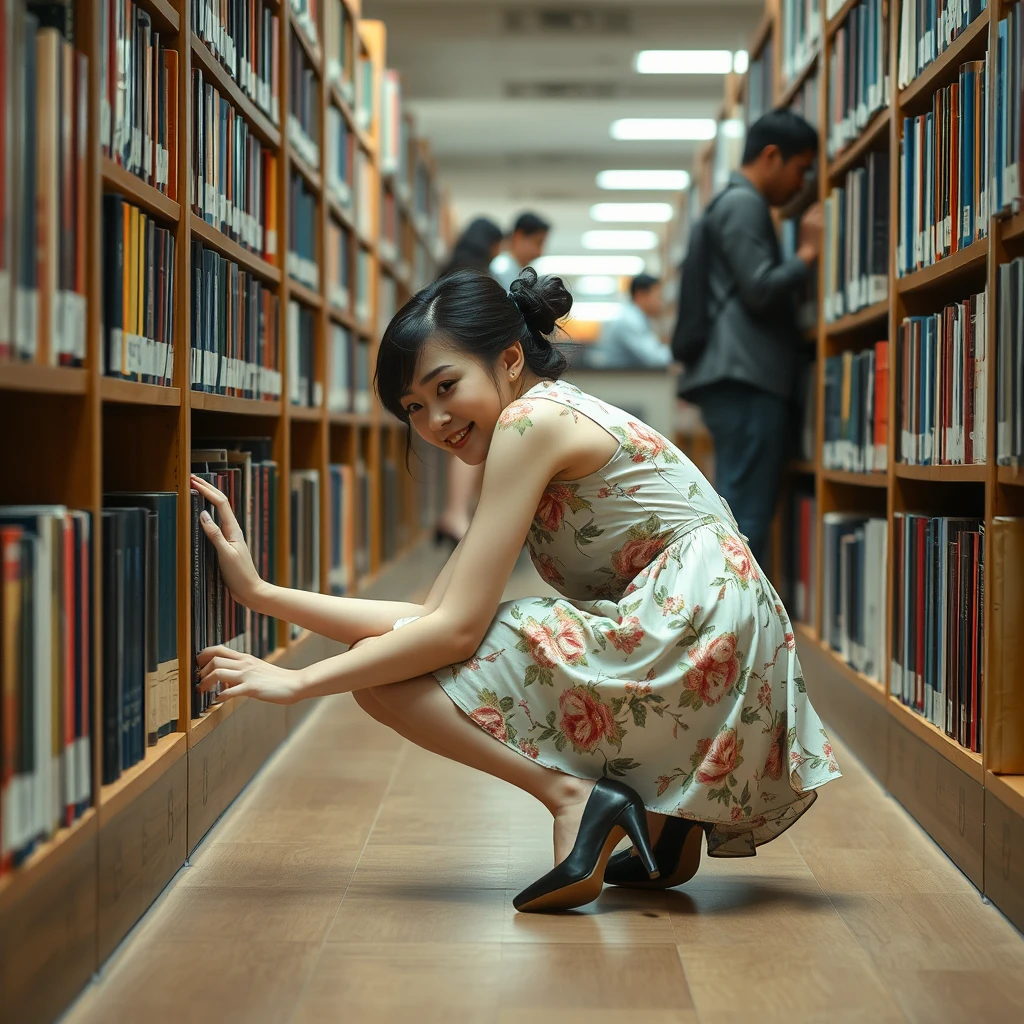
[
  {"left": 675, "top": 108, "right": 822, "bottom": 570},
  {"left": 490, "top": 211, "right": 551, "bottom": 292},
  {"left": 435, "top": 217, "right": 507, "bottom": 546},
  {"left": 584, "top": 273, "right": 672, "bottom": 370}
]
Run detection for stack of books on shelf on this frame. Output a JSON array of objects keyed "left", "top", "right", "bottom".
[
  {"left": 897, "top": 0, "right": 987, "bottom": 90},
  {"left": 326, "top": 0, "right": 355, "bottom": 103},
  {"left": 746, "top": 39, "right": 774, "bottom": 125},
  {"left": 823, "top": 343, "right": 889, "bottom": 472},
  {"left": 821, "top": 513, "right": 888, "bottom": 683},
  {"left": 328, "top": 463, "right": 355, "bottom": 595},
  {"left": 191, "top": 0, "right": 280, "bottom": 122},
  {"left": 784, "top": 489, "right": 817, "bottom": 625},
  {"left": 190, "top": 441, "right": 279, "bottom": 713},
  {"left": 379, "top": 189, "right": 398, "bottom": 264},
  {"left": 192, "top": 69, "right": 276, "bottom": 259},
  {"left": 291, "top": 0, "right": 320, "bottom": 52},
  {"left": 101, "top": 493, "right": 179, "bottom": 781},
  {"left": 355, "top": 246, "right": 371, "bottom": 326},
  {"left": 289, "top": 469, "right": 320, "bottom": 637},
  {"left": 993, "top": 8, "right": 1021, "bottom": 217},
  {"left": 102, "top": 194, "right": 177, "bottom": 384},
  {"left": 826, "top": 0, "right": 890, "bottom": 158},
  {"left": 328, "top": 323, "right": 353, "bottom": 412},
  {"left": 189, "top": 241, "right": 283, "bottom": 398},
  {"left": 287, "top": 301, "right": 319, "bottom": 408},
  {"left": 823, "top": 152, "right": 890, "bottom": 321},
  {"left": 354, "top": 147, "right": 373, "bottom": 239},
  {"left": 287, "top": 172, "right": 319, "bottom": 289},
  {"left": 0, "top": 507, "right": 93, "bottom": 874},
  {"left": 382, "top": 456, "right": 398, "bottom": 561},
  {"left": 896, "top": 289, "right": 987, "bottom": 465},
  {"left": 780, "top": 0, "right": 821, "bottom": 88},
  {"left": 327, "top": 219, "right": 351, "bottom": 312},
  {"left": 787, "top": 66, "right": 819, "bottom": 125},
  {"left": 997, "top": 256, "right": 1024, "bottom": 465},
  {"left": 1, "top": 12, "right": 88, "bottom": 366},
  {"left": 897, "top": 60, "right": 990, "bottom": 276},
  {"left": 326, "top": 105, "right": 353, "bottom": 209},
  {"left": 288, "top": 25, "right": 321, "bottom": 171},
  {"left": 355, "top": 49, "right": 374, "bottom": 132},
  {"left": 892, "top": 513, "right": 984, "bottom": 753},
  {"left": 380, "top": 68, "right": 408, "bottom": 181}
]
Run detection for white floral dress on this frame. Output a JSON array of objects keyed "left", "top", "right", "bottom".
[{"left": 396, "top": 380, "right": 841, "bottom": 857}]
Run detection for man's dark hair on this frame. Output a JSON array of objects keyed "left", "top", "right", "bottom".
[
  {"left": 741, "top": 108, "right": 819, "bottom": 165},
  {"left": 630, "top": 273, "right": 660, "bottom": 299},
  {"left": 513, "top": 211, "right": 551, "bottom": 237}
]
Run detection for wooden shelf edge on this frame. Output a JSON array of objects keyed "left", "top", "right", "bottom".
[
  {"left": 748, "top": 8, "right": 774, "bottom": 57},
  {"left": 997, "top": 464, "right": 1024, "bottom": 486},
  {"left": 328, "top": 306, "right": 356, "bottom": 330},
  {"left": 98, "top": 732, "right": 187, "bottom": 824},
  {"left": 289, "top": 404, "right": 324, "bottom": 422},
  {"left": 778, "top": 50, "right": 819, "bottom": 110},
  {"left": 139, "top": 0, "right": 179, "bottom": 33},
  {"left": 289, "top": 10, "right": 324, "bottom": 75},
  {"left": 327, "top": 193, "right": 356, "bottom": 233},
  {"left": 794, "top": 623, "right": 889, "bottom": 707},
  {"left": 826, "top": 0, "right": 859, "bottom": 38},
  {"left": 191, "top": 215, "right": 283, "bottom": 284},
  {"left": 899, "top": 11, "right": 991, "bottom": 112},
  {"left": 0, "top": 808, "right": 96, "bottom": 910},
  {"left": 896, "top": 238, "right": 989, "bottom": 294},
  {"left": 190, "top": 34, "right": 281, "bottom": 149},
  {"left": 192, "top": 391, "right": 283, "bottom": 416},
  {"left": 101, "top": 157, "right": 181, "bottom": 222},
  {"left": 100, "top": 377, "right": 181, "bottom": 407},
  {"left": 290, "top": 149, "right": 323, "bottom": 193},
  {"left": 894, "top": 463, "right": 988, "bottom": 481},
  {"left": 287, "top": 278, "right": 323, "bottom": 308},
  {"left": 1003, "top": 209, "right": 1024, "bottom": 244},
  {"left": 0, "top": 363, "right": 88, "bottom": 395},
  {"left": 827, "top": 108, "right": 891, "bottom": 181},
  {"left": 825, "top": 300, "right": 889, "bottom": 335},
  {"left": 329, "top": 410, "right": 373, "bottom": 426},
  {"left": 888, "top": 697, "right": 983, "bottom": 782},
  {"left": 985, "top": 771, "right": 1024, "bottom": 819},
  {"left": 189, "top": 695, "right": 241, "bottom": 747},
  {"left": 821, "top": 468, "right": 889, "bottom": 487}
]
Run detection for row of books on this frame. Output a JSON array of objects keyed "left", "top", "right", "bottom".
[
  {"left": 328, "top": 460, "right": 371, "bottom": 592},
  {"left": 892, "top": 513, "right": 984, "bottom": 753},
  {"left": 102, "top": 194, "right": 177, "bottom": 385},
  {"left": 746, "top": 43, "right": 774, "bottom": 127},
  {"left": 327, "top": 219, "right": 352, "bottom": 312},
  {"left": 823, "top": 152, "right": 890, "bottom": 322},
  {"left": 192, "top": 0, "right": 280, "bottom": 123},
  {"left": 896, "top": 290, "right": 988, "bottom": 465},
  {"left": 356, "top": 246, "right": 372, "bottom": 325},
  {"left": 379, "top": 189, "right": 401, "bottom": 265},
  {"left": 786, "top": 67, "right": 819, "bottom": 129},
  {"left": 780, "top": 0, "right": 821, "bottom": 89},
  {"left": 0, "top": 12, "right": 88, "bottom": 366},
  {"left": 993, "top": 8, "right": 1023, "bottom": 217},
  {"left": 380, "top": 68, "right": 409, "bottom": 189},
  {"left": 190, "top": 241, "right": 283, "bottom": 398},
  {"left": 288, "top": 25, "right": 320, "bottom": 170},
  {"left": 326, "top": 0, "right": 356, "bottom": 103},
  {"left": 290, "top": 0, "right": 319, "bottom": 51},
  {"left": 827, "top": 0, "right": 890, "bottom": 158},
  {"left": 823, "top": 343, "right": 890, "bottom": 473},
  {"left": 378, "top": 273, "right": 398, "bottom": 341},
  {"left": 326, "top": 104, "right": 355, "bottom": 210},
  {"left": 287, "top": 300, "right": 320, "bottom": 408},
  {"left": 0, "top": 506, "right": 92, "bottom": 874},
  {"left": 192, "top": 67, "right": 278, "bottom": 260},
  {"left": 190, "top": 443, "right": 279, "bottom": 714},
  {"left": 101, "top": 0, "right": 179, "bottom": 200},
  {"left": 329, "top": 323, "right": 372, "bottom": 414},
  {"left": 822, "top": 514, "right": 888, "bottom": 684},
  {"left": 784, "top": 491, "right": 816, "bottom": 626},
  {"left": 996, "top": 257, "right": 1024, "bottom": 465},
  {"left": 289, "top": 468, "right": 320, "bottom": 638},
  {"left": 897, "top": 60, "right": 989, "bottom": 276},
  {"left": 287, "top": 172, "right": 319, "bottom": 290},
  {"left": 897, "top": 0, "right": 987, "bottom": 91}
]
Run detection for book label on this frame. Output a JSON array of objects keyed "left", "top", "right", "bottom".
[
  {"left": 0, "top": 274, "right": 9, "bottom": 348},
  {"left": 68, "top": 292, "right": 88, "bottom": 360}
]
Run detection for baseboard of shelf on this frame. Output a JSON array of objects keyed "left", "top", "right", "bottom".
[
  {"left": 984, "top": 787, "right": 1024, "bottom": 933},
  {"left": 0, "top": 362, "right": 88, "bottom": 395},
  {"left": 99, "top": 732, "right": 187, "bottom": 824},
  {"left": 887, "top": 696, "right": 983, "bottom": 784}
]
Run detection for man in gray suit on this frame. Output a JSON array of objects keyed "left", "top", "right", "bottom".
[{"left": 677, "top": 109, "right": 822, "bottom": 569}]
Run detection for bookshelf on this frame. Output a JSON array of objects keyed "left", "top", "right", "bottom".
[
  {"left": 0, "top": 1, "right": 450, "bottom": 1019},
  {"left": 670, "top": 0, "right": 1024, "bottom": 928}
]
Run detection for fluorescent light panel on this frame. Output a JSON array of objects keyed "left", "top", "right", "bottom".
[
  {"left": 635, "top": 50, "right": 734, "bottom": 75},
  {"left": 590, "top": 202, "right": 673, "bottom": 223},
  {"left": 572, "top": 275, "right": 619, "bottom": 296},
  {"left": 582, "top": 230, "right": 659, "bottom": 251},
  {"left": 534, "top": 255, "right": 646, "bottom": 276},
  {"left": 611, "top": 118, "right": 717, "bottom": 141},
  {"left": 596, "top": 169, "right": 691, "bottom": 191},
  {"left": 565, "top": 302, "right": 626, "bottom": 323}
]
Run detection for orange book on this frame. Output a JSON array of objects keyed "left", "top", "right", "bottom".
[
  {"left": 264, "top": 147, "right": 278, "bottom": 259},
  {"left": 164, "top": 50, "right": 178, "bottom": 202},
  {"left": 874, "top": 340, "right": 888, "bottom": 467}
]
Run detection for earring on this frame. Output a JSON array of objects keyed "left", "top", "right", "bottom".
[{"left": 510, "top": 371, "right": 517, "bottom": 380}]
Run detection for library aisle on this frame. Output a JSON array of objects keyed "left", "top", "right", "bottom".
[{"left": 61, "top": 563, "right": 1024, "bottom": 1024}]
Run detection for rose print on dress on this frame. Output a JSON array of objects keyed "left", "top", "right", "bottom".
[
  {"left": 719, "top": 535, "right": 758, "bottom": 583},
  {"left": 513, "top": 603, "right": 589, "bottom": 687},
  {"left": 600, "top": 615, "right": 646, "bottom": 655},
  {"left": 679, "top": 633, "right": 743, "bottom": 709},
  {"left": 590, "top": 514, "right": 674, "bottom": 599},
  {"left": 611, "top": 421, "right": 681, "bottom": 465},
  {"left": 532, "top": 552, "right": 565, "bottom": 588},
  {"left": 497, "top": 400, "right": 534, "bottom": 435},
  {"left": 469, "top": 687, "right": 519, "bottom": 745},
  {"left": 761, "top": 713, "right": 786, "bottom": 781}
]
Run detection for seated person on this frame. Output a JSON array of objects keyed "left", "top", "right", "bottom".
[{"left": 584, "top": 274, "right": 672, "bottom": 370}]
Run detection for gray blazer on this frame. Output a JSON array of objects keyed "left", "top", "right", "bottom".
[{"left": 677, "top": 172, "right": 808, "bottom": 404}]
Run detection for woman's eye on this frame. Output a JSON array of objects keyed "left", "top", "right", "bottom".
[
  {"left": 404, "top": 403, "right": 421, "bottom": 416},
  {"left": 438, "top": 380, "right": 456, "bottom": 394}
]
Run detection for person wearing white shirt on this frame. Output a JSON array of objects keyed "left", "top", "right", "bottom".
[
  {"left": 585, "top": 274, "right": 671, "bottom": 369},
  {"left": 489, "top": 212, "right": 551, "bottom": 292}
]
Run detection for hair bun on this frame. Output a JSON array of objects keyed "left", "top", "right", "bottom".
[{"left": 509, "top": 268, "right": 573, "bottom": 341}]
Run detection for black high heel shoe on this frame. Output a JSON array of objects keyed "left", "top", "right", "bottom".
[
  {"left": 513, "top": 778, "right": 659, "bottom": 913},
  {"left": 603, "top": 816, "right": 708, "bottom": 890}
]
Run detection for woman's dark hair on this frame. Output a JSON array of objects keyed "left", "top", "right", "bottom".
[
  {"left": 375, "top": 267, "right": 572, "bottom": 447},
  {"left": 441, "top": 217, "right": 504, "bottom": 276}
]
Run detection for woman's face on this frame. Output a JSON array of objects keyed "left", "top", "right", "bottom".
[{"left": 400, "top": 337, "right": 521, "bottom": 465}]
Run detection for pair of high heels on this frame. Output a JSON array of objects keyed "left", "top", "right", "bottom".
[{"left": 513, "top": 779, "right": 710, "bottom": 913}]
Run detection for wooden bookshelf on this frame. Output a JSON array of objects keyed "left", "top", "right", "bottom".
[
  {"left": 0, "top": 5, "right": 451, "bottom": 1021},
  {"left": 679, "top": 0, "right": 1024, "bottom": 932}
]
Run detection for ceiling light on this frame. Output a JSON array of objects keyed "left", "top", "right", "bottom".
[
  {"left": 720, "top": 119, "right": 745, "bottom": 139},
  {"left": 590, "top": 202, "right": 673, "bottom": 223},
  {"left": 534, "top": 255, "right": 647, "bottom": 276},
  {"left": 635, "top": 50, "right": 734, "bottom": 75},
  {"left": 596, "top": 169, "right": 691, "bottom": 191},
  {"left": 733, "top": 50, "right": 749, "bottom": 74},
  {"left": 611, "top": 118, "right": 717, "bottom": 141},
  {"left": 582, "top": 230, "right": 660, "bottom": 251},
  {"left": 563, "top": 302, "right": 626, "bottom": 323},
  {"left": 573, "top": 275, "right": 620, "bottom": 296}
]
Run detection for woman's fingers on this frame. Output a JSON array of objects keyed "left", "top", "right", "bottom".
[
  {"left": 198, "top": 656, "right": 245, "bottom": 681},
  {"left": 200, "top": 668, "right": 242, "bottom": 694},
  {"left": 190, "top": 475, "right": 243, "bottom": 542},
  {"left": 197, "top": 644, "right": 245, "bottom": 666}
]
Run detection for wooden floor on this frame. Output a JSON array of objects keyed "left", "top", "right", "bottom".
[{"left": 65, "top": 561, "right": 1024, "bottom": 1024}]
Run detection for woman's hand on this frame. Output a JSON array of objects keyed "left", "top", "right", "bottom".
[
  {"left": 191, "top": 474, "right": 264, "bottom": 607},
  {"left": 197, "top": 646, "right": 304, "bottom": 705}
]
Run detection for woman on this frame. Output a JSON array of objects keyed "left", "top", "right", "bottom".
[{"left": 192, "top": 268, "right": 842, "bottom": 914}]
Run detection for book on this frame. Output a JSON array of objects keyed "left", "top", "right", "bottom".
[
  {"left": 326, "top": 0, "right": 355, "bottom": 99},
  {"left": 287, "top": 299, "right": 318, "bottom": 408},
  {"left": 289, "top": 469, "right": 320, "bottom": 638},
  {"left": 898, "top": 0, "right": 987, "bottom": 90},
  {"left": 286, "top": 171, "right": 319, "bottom": 290},
  {"left": 780, "top": 0, "right": 820, "bottom": 89},
  {"left": 992, "top": 8, "right": 1022, "bottom": 216},
  {"left": 996, "top": 256, "right": 1024, "bottom": 465},
  {"left": 823, "top": 342, "right": 889, "bottom": 472},
  {"left": 288, "top": 23, "right": 320, "bottom": 169}
]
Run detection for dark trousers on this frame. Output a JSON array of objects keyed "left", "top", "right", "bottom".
[{"left": 696, "top": 381, "right": 791, "bottom": 569}]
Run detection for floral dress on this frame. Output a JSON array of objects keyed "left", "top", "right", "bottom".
[{"left": 395, "top": 380, "right": 841, "bottom": 857}]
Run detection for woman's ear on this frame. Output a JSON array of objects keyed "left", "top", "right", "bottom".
[{"left": 502, "top": 342, "right": 526, "bottom": 382}]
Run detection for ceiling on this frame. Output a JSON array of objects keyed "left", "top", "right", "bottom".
[{"left": 362, "top": 1, "right": 761, "bottom": 275}]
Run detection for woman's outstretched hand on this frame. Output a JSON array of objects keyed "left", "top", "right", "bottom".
[
  {"left": 197, "top": 645, "right": 303, "bottom": 705},
  {"left": 191, "top": 474, "right": 264, "bottom": 607}
]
